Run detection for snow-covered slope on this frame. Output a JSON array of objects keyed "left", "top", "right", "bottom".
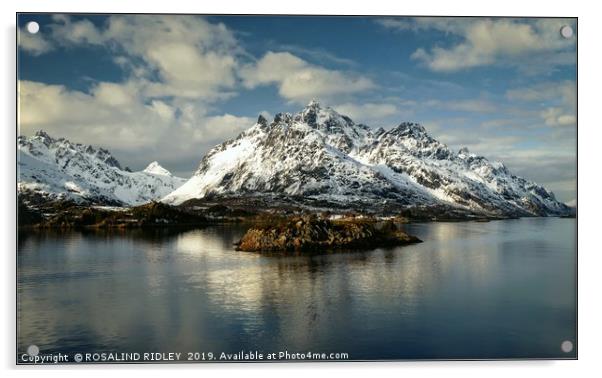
[
  {"left": 163, "top": 101, "right": 569, "bottom": 217},
  {"left": 18, "top": 131, "right": 186, "bottom": 206}
]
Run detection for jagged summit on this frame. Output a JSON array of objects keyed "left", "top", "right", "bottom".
[
  {"left": 257, "top": 114, "right": 269, "bottom": 127},
  {"left": 306, "top": 98, "right": 321, "bottom": 108},
  {"left": 390, "top": 122, "right": 427, "bottom": 136},
  {"left": 35, "top": 130, "right": 52, "bottom": 139},
  {"left": 299, "top": 100, "right": 348, "bottom": 124},
  {"left": 162, "top": 103, "right": 569, "bottom": 217},
  {"left": 143, "top": 161, "right": 172, "bottom": 176},
  {"left": 18, "top": 131, "right": 186, "bottom": 205}
]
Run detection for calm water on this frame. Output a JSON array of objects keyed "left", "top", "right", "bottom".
[{"left": 17, "top": 218, "right": 576, "bottom": 361}]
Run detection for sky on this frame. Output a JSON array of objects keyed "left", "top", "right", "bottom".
[{"left": 17, "top": 14, "right": 577, "bottom": 203}]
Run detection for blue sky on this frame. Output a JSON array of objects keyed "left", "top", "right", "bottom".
[{"left": 17, "top": 14, "right": 577, "bottom": 202}]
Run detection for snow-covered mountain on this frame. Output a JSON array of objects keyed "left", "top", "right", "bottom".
[
  {"left": 163, "top": 101, "right": 569, "bottom": 217},
  {"left": 18, "top": 131, "right": 186, "bottom": 206}
]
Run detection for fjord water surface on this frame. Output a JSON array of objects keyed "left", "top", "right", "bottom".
[{"left": 17, "top": 218, "right": 576, "bottom": 360}]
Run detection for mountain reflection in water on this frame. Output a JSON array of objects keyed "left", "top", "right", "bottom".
[{"left": 18, "top": 218, "right": 576, "bottom": 359}]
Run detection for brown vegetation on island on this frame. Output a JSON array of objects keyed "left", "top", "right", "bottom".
[{"left": 236, "top": 215, "right": 421, "bottom": 253}]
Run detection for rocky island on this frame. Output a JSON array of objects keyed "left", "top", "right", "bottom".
[{"left": 235, "top": 215, "right": 421, "bottom": 253}]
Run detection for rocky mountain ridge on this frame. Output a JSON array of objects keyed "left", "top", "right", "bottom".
[
  {"left": 18, "top": 131, "right": 186, "bottom": 206},
  {"left": 163, "top": 101, "right": 570, "bottom": 217}
]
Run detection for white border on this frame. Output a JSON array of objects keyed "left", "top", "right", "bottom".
[{"left": 2, "top": 1, "right": 599, "bottom": 377}]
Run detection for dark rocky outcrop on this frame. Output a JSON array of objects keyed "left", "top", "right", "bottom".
[
  {"left": 236, "top": 215, "right": 421, "bottom": 252},
  {"left": 21, "top": 200, "right": 208, "bottom": 229}
]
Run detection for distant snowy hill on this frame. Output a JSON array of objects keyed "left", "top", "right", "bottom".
[
  {"left": 18, "top": 131, "right": 186, "bottom": 206},
  {"left": 163, "top": 101, "right": 570, "bottom": 217}
]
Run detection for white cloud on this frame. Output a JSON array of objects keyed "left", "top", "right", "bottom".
[
  {"left": 113, "top": 16, "right": 241, "bottom": 100},
  {"left": 49, "top": 15, "right": 104, "bottom": 45},
  {"left": 149, "top": 100, "right": 176, "bottom": 122},
  {"left": 18, "top": 80, "right": 169, "bottom": 149},
  {"left": 379, "top": 18, "right": 575, "bottom": 73},
  {"left": 18, "top": 28, "right": 53, "bottom": 55},
  {"left": 506, "top": 80, "right": 576, "bottom": 127},
  {"left": 506, "top": 80, "right": 575, "bottom": 105},
  {"left": 240, "top": 51, "right": 375, "bottom": 104},
  {"left": 196, "top": 114, "right": 255, "bottom": 141},
  {"left": 27, "top": 15, "right": 242, "bottom": 101},
  {"left": 331, "top": 96, "right": 498, "bottom": 128},
  {"left": 541, "top": 107, "right": 576, "bottom": 127},
  {"left": 92, "top": 81, "right": 138, "bottom": 107},
  {"left": 275, "top": 44, "right": 358, "bottom": 67}
]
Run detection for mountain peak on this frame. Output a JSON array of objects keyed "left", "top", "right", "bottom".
[
  {"left": 257, "top": 114, "right": 268, "bottom": 127},
  {"left": 27, "top": 131, "right": 119, "bottom": 164},
  {"left": 297, "top": 101, "right": 352, "bottom": 131},
  {"left": 18, "top": 133, "right": 186, "bottom": 205},
  {"left": 143, "top": 161, "right": 171, "bottom": 176},
  {"left": 33, "top": 130, "right": 56, "bottom": 145},
  {"left": 300, "top": 100, "right": 323, "bottom": 127},
  {"left": 162, "top": 102, "right": 569, "bottom": 217},
  {"left": 35, "top": 130, "right": 51, "bottom": 138},
  {"left": 306, "top": 99, "right": 321, "bottom": 109},
  {"left": 273, "top": 112, "right": 292, "bottom": 124},
  {"left": 393, "top": 122, "right": 426, "bottom": 134}
]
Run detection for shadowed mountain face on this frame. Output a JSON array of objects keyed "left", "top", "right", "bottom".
[
  {"left": 163, "top": 101, "right": 569, "bottom": 217},
  {"left": 18, "top": 131, "right": 186, "bottom": 206}
]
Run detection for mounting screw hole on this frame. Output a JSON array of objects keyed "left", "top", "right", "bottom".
[
  {"left": 561, "top": 340, "right": 573, "bottom": 353},
  {"left": 560, "top": 25, "right": 574, "bottom": 39},
  {"left": 26, "top": 21, "right": 39, "bottom": 34},
  {"left": 27, "top": 344, "right": 39, "bottom": 357}
]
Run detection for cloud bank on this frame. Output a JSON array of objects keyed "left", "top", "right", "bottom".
[{"left": 378, "top": 17, "right": 576, "bottom": 74}]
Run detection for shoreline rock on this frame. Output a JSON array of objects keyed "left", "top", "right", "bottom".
[{"left": 20, "top": 201, "right": 208, "bottom": 229}]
